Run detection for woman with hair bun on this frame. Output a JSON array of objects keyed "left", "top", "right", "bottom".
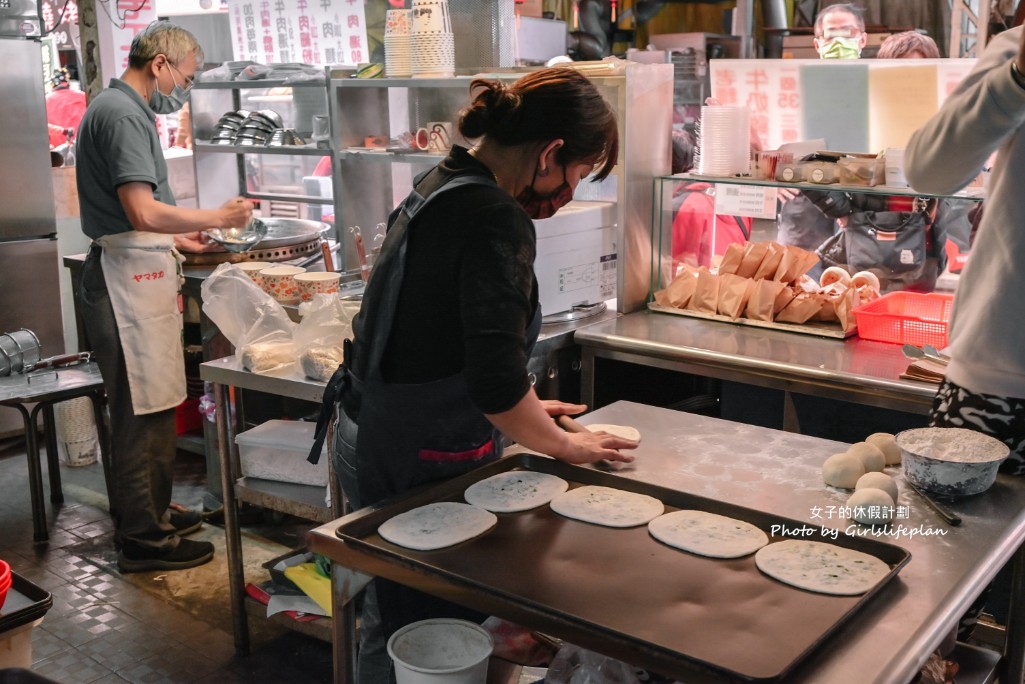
[{"left": 321, "top": 67, "right": 637, "bottom": 682}]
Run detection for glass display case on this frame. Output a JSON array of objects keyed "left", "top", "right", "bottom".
[{"left": 651, "top": 172, "right": 985, "bottom": 297}]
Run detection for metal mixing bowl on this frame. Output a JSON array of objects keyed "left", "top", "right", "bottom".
[{"left": 897, "top": 427, "right": 1010, "bottom": 497}]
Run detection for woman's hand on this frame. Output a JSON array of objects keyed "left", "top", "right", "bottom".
[
  {"left": 539, "top": 400, "right": 587, "bottom": 418},
  {"left": 556, "top": 430, "right": 637, "bottom": 465}
]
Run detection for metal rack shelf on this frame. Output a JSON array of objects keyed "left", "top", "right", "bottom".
[
  {"left": 667, "top": 172, "right": 986, "bottom": 201},
  {"left": 193, "top": 142, "right": 329, "bottom": 156}
]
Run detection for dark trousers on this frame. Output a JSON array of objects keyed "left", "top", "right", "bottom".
[{"left": 79, "top": 252, "right": 178, "bottom": 552}]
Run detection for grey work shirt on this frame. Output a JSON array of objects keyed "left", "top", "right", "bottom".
[{"left": 76, "top": 78, "right": 175, "bottom": 240}]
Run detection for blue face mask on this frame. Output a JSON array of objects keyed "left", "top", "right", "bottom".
[{"left": 149, "top": 63, "right": 190, "bottom": 114}]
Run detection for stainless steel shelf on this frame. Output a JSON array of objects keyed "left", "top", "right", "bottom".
[
  {"left": 193, "top": 142, "right": 329, "bottom": 156},
  {"left": 666, "top": 172, "right": 986, "bottom": 201},
  {"left": 192, "top": 79, "right": 327, "bottom": 90},
  {"left": 235, "top": 477, "right": 333, "bottom": 524},
  {"left": 336, "top": 149, "right": 445, "bottom": 163}
]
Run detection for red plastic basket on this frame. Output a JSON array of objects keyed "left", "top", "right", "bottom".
[{"left": 852, "top": 291, "right": 954, "bottom": 347}]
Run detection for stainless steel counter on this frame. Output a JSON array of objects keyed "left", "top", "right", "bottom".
[
  {"left": 575, "top": 310, "right": 936, "bottom": 422},
  {"left": 312, "top": 400, "right": 1025, "bottom": 684}
]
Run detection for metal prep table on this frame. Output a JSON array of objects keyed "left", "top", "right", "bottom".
[
  {"left": 310, "top": 400, "right": 1025, "bottom": 684},
  {"left": 199, "top": 357, "right": 340, "bottom": 658},
  {"left": 0, "top": 362, "right": 108, "bottom": 542},
  {"left": 575, "top": 310, "right": 938, "bottom": 430}
]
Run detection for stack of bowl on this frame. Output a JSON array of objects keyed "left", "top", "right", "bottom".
[
  {"left": 209, "top": 110, "right": 250, "bottom": 145},
  {"left": 266, "top": 128, "right": 306, "bottom": 147},
  {"left": 235, "top": 110, "right": 284, "bottom": 147},
  {"left": 411, "top": 0, "right": 455, "bottom": 79}
]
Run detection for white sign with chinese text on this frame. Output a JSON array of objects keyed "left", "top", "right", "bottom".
[
  {"left": 226, "top": 0, "right": 368, "bottom": 66},
  {"left": 713, "top": 184, "right": 778, "bottom": 220}
]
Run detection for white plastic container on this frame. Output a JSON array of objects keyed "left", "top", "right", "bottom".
[
  {"left": 235, "top": 420, "right": 327, "bottom": 486},
  {"left": 387, "top": 619, "right": 493, "bottom": 684}
]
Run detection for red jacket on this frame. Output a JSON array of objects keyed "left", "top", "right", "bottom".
[
  {"left": 46, "top": 86, "right": 86, "bottom": 149},
  {"left": 672, "top": 181, "right": 752, "bottom": 270}
]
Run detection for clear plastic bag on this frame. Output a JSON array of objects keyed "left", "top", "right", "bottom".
[
  {"left": 197, "top": 64, "right": 233, "bottom": 82},
  {"left": 546, "top": 644, "right": 642, "bottom": 684},
  {"left": 293, "top": 293, "right": 360, "bottom": 381},
  {"left": 200, "top": 263, "right": 297, "bottom": 373}
]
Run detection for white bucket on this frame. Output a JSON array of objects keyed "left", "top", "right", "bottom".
[{"left": 387, "top": 619, "right": 493, "bottom": 684}]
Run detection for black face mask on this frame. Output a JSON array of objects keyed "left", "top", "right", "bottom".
[{"left": 516, "top": 164, "right": 573, "bottom": 220}]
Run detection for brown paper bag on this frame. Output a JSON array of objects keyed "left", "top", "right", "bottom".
[
  {"left": 735, "top": 242, "right": 769, "bottom": 279},
  {"left": 716, "top": 273, "right": 755, "bottom": 319},
  {"left": 745, "top": 279, "right": 787, "bottom": 321},
  {"left": 775, "top": 292, "right": 822, "bottom": 324},
  {"left": 661, "top": 266, "right": 701, "bottom": 308},
  {"left": 835, "top": 286, "right": 863, "bottom": 332},
  {"left": 717, "top": 243, "right": 745, "bottom": 276},
  {"left": 773, "top": 285, "right": 797, "bottom": 315},
  {"left": 688, "top": 269, "right": 720, "bottom": 313},
  {"left": 752, "top": 242, "right": 785, "bottom": 281}
]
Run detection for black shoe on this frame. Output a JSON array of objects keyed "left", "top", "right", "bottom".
[
  {"left": 168, "top": 504, "right": 203, "bottom": 536},
  {"left": 117, "top": 538, "right": 215, "bottom": 573}
]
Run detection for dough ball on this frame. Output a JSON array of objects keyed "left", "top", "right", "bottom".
[
  {"left": 847, "top": 488, "right": 894, "bottom": 525},
  {"left": 820, "top": 266, "right": 851, "bottom": 288},
  {"left": 847, "top": 441, "right": 886, "bottom": 473},
  {"left": 823, "top": 453, "right": 866, "bottom": 488},
  {"left": 866, "top": 432, "right": 902, "bottom": 465},
  {"left": 851, "top": 270, "right": 881, "bottom": 292},
  {"left": 855, "top": 472, "right": 898, "bottom": 505}
]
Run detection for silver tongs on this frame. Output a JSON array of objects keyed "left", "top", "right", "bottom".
[{"left": 901, "top": 344, "right": 950, "bottom": 366}]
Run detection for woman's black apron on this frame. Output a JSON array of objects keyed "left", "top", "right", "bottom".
[{"left": 310, "top": 164, "right": 541, "bottom": 641}]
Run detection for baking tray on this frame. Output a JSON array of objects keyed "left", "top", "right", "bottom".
[
  {"left": 0, "top": 572, "right": 52, "bottom": 631},
  {"left": 322, "top": 453, "right": 910, "bottom": 683},
  {"left": 648, "top": 302, "right": 856, "bottom": 339}
]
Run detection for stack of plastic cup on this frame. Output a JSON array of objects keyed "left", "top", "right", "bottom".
[
  {"left": 411, "top": 0, "right": 455, "bottom": 79},
  {"left": 696, "top": 105, "right": 751, "bottom": 177},
  {"left": 384, "top": 9, "right": 413, "bottom": 78}
]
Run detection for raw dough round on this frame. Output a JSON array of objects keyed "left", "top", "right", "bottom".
[
  {"left": 822, "top": 452, "right": 866, "bottom": 488},
  {"left": 855, "top": 472, "right": 898, "bottom": 505},
  {"left": 755, "top": 539, "right": 890, "bottom": 595},
  {"left": 585, "top": 424, "right": 641, "bottom": 442},
  {"left": 866, "top": 432, "right": 902, "bottom": 465},
  {"left": 846, "top": 488, "right": 895, "bottom": 525},
  {"left": 648, "top": 510, "right": 769, "bottom": 558},
  {"left": 464, "top": 471, "right": 569, "bottom": 513},
  {"left": 550, "top": 485, "right": 664, "bottom": 528},
  {"left": 378, "top": 502, "right": 497, "bottom": 551},
  {"left": 847, "top": 441, "right": 886, "bottom": 473}
]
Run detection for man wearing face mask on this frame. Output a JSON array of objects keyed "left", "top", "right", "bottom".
[
  {"left": 76, "top": 21, "right": 252, "bottom": 572},
  {"left": 775, "top": 3, "right": 866, "bottom": 279}
]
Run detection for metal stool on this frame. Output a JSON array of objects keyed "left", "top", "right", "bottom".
[{"left": 0, "top": 362, "right": 108, "bottom": 542}]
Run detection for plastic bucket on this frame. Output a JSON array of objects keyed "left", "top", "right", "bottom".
[{"left": 387, "top": 619, "right": 493, "bottom": 684}]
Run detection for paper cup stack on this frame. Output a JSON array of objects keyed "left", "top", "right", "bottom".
[
  {"left": 411, "top": 0, "right": 455, "bottom": 79},
  {"left": 384, "top": 9, "right": 413, "bottom": 78},
  {"left": 696, "top": 106, "right": 751, "bottom": 177}
]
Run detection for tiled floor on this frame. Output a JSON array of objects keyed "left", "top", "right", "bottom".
[{"left": 0, "top": 434, "right": 334, "bottom": 683}]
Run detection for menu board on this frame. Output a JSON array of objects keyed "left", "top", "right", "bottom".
[
  {"left": 710, "top": 58, "right": 977, "bottom": 152},
  {"left": 226, "top": 0, "right": 368, "bottom": 66}
]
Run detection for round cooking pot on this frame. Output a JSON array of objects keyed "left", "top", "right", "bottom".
[
  {"left": 0, "top": 329, "right": 42, "bottom": 376},
  {"left": 897, "top": 427, "right": 1010, "bottom": 497}
]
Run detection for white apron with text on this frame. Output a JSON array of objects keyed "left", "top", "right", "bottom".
[{"left": 96, "top": 231, "right": 186, "bottom": 415}]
